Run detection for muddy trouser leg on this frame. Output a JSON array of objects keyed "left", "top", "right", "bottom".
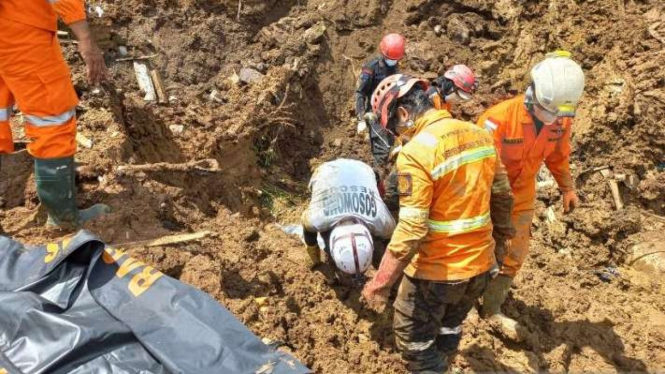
[
  {"left": 436, "top": 272, "right": 491, "bottom": 356},
  {"left": 393, "top": 275, "right": 485, "bottom": 373},
  {"left": 500, "top": 209, "right": 535, "bottom": 278}
]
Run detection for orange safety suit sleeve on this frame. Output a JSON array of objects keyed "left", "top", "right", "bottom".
[
  {"left": 386, "top": 146, "right": 433, "bottom": 262},
  {"left": 544, "top": 120, "right": 575, "bottom": 192},
  {"left": 51, "top": 0, "right": 87, "bottom": 25},
  {"left": 490, "top": 158, "right": 515, "bottom": 240}
]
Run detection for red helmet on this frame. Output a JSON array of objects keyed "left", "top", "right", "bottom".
[
  {"left": 371, "top": 74, "right": 429, "bottom": 128},
  {"left": 379, "top": 33, "right": 406, "bottom": 60},
  {"left": 444, "top": 64, "right": 478, "bottom": 94}
]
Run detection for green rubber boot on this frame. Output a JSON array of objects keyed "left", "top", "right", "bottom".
[
  {"left": 481, "top": 275, "right": 524, "bottom": 341},
  {"left": 35, "top": 157, "right": 110, "bottom": 229}
]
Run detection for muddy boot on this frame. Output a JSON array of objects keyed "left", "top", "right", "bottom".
[
  {"left": 304, "top": 244, "right": 322, "bottom": 267},
  {"left": 35, "top": 157, "right": 110, "bottom": 229},
  {"left": 481, "top": 275, "right": 523, "bottom": 342}
]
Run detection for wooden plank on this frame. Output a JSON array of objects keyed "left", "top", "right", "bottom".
[
  {"left": 120, "top": 231, "right": 213, "bottom": 249},
  {"left": 150, "top": 69, "right": 168, "bottom": 104}
]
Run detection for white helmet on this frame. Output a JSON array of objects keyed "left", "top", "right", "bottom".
[
  {"left": 329, "top": 222, "right": 374, "bottom": 275},
  {"left": 530, "top": 51, "right": 585, "bottom": 117}
]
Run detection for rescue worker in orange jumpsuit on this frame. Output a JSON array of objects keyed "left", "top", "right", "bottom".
[
  {"left": 361, "top": 74, "right": 515, "bottom": 374},
  {"left": 476, "top": 51, "right": 585, "bottom": 340},
  {"left": 427, "top": 64, "right": 478, "bottom": 113},
  {"left": 0, "top": 0, "right": 110, "bottom": 229}
]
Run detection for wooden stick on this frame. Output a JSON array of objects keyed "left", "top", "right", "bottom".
[
  {"left": 116, "top": 54, "right": 158, "bottom": 62},
  {"left": 150, "top": 69, "right": 168, "bottom": 104},
  {"left": 648, "top": 22, "right": 665, "bottom": 45},
  {"left": 237, "top": 0, "right": 242, "bottom": 21},
  {"left": 600, "top": 169, "right": 624, "bottom": 210},
  {"left": 118, "top": 231, "right": 213, "bottom": 249},
  {"left": 116, "top": 159, "right": 222, "bottom": 174}
]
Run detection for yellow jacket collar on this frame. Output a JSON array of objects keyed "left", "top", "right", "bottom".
[{"left": 412, "top": 109, "right": 452, "bottom": 136}]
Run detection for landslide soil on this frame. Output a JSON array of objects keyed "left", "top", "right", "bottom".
[{"left": 1, "top": 0, "right": 665, "bottom": 372}]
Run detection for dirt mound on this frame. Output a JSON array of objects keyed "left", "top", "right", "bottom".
[{"left": 1, "top": 0, "right": 664, "bottom": 372}]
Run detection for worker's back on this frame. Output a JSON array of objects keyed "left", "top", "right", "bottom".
[
  {"left": 302, "top": 158, "right": 395, "bottom": 239},
  {"left": 0, "top": 0, "right": 85, "bottom": 32},
  {"left": 396, "top": 110, "right": 497, "bottom": 281}
]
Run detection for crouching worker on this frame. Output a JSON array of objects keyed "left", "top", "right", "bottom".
[
  {"left": 301, "top": 158, "right": 396, "bottom": 283},
  {"left": 361, "top": 76, "right": 514, "bottom": 373}
]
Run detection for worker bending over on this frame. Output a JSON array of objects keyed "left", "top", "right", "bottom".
[
  {"left": 477, "top": 51, "right": 585, "bottom": 340},
  {"left": 362, "top": 75, "right": 515, "bottom": 373},
  {"left": 0, "top": 0, "right": 110, "bottom": 229},
  {"left": 301, "top": 158, "right": 396, "bottom": 282}
]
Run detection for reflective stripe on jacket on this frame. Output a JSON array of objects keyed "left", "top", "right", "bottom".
[
  {"left": 388, "top": 110, "right": 499, "bottom": 281},
  {"left": 477, "top": 95, "right": 574, "bottom": 211},
  {"left": 0, "top": 0, "right": 86, "bottom": 31}
]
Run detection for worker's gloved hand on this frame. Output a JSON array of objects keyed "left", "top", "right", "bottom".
[
  {"left": 304, "top": 244, "right": 322, "bottom": 268},
  {"left": 562, "top": 190, "right": 579, "bottom": 213},
  {"left": 357, "top": 120, "right": 368, "bottom": 134}
]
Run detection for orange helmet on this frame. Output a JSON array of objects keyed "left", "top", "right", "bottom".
[
  {"left": 371, "top": 74, "right": 429, "bottom": 128},
  {"left": 379, "top": 34, "right": 406, "bottom": 60}
]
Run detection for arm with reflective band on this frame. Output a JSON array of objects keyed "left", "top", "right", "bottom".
[
  {"left": 544, "top": 119, "right": 574, "bottom": 192},
  {"left": 386, "top": 149, "right": 433, "bottom": 261},
  {"left": 51, "top": 0, "right": 87, "bottom": 25}
]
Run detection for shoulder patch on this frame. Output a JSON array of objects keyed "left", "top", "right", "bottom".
[
  {"left": 397, "top": 173, "right": 413, "bottom": 196},
  {"left": 484, "top": 119, "right": 498, "bottom": 133},
  {"left": 412, "top": 132, "right": 438, "bottom": 148}
]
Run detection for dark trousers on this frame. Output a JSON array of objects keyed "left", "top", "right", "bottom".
[{"left": 393, "top": 272, "right": 491, "bottom": 373}]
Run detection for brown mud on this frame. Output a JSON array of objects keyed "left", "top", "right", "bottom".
[{"left": 1, "top": 0, "right": 665, "bottom": 372}]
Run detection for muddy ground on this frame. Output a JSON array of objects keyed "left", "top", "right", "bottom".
[{"left": 1, "top": 0, "right": 665, "bottom": 372}]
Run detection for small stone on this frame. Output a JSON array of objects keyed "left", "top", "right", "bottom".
[
  {"left": 332, "top": 138, "right": 342, "bottom": 148},
  {"left": 169, "top": 124, "right": 184, "bottom": 134},
  {"left": 303, "top": 23, "right": 327, "bottom": 44},
  {"left": 239, "top": 67, "right": 264, "bottom": 85},
  {"left": 434, "top": 25, "right": 443, "bottom": 35}
]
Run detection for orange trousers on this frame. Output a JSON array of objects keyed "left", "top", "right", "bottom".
[{"left": 0, "top": 18, "right": 79, "bottom": 159}]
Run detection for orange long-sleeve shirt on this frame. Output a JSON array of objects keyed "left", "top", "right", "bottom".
[
  {"left": 0, "top": 0, "right": 86, "bottom": 32},
  {"left": 477, "top": 95, "right": 574, "bottom": 210}
]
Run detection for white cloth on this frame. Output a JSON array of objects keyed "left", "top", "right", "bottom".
[{"left": 302, "top": 159, "right": 395, "bottom": 239}]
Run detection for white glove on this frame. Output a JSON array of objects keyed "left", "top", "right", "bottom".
[{"left": 357, "top": 120, "right": 368, "bottom": 134}]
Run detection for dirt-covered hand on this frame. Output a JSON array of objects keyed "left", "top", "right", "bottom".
[
  {"left": 78, "top": 39, "right": 108, "bottom": 86},
  {"left": 562, "top": 190, "right": 579, "bottom": 213},
  {"left": 360, "top": 282, "right": 389, "bottom": 313}
]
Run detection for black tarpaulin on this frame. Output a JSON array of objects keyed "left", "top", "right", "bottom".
[{"left": 0, "top": 231, "right": 309, "bottom": 374}]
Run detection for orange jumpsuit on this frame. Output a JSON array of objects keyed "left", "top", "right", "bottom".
[
  {"left": 389, "top": 110, "right": 511, "bottom": 281},
  {"left": 477, "top": 95, "right": 574, "bottom": 277},
  {"left": 0, "top": 0, "right": 85, "bottom": 159}
]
